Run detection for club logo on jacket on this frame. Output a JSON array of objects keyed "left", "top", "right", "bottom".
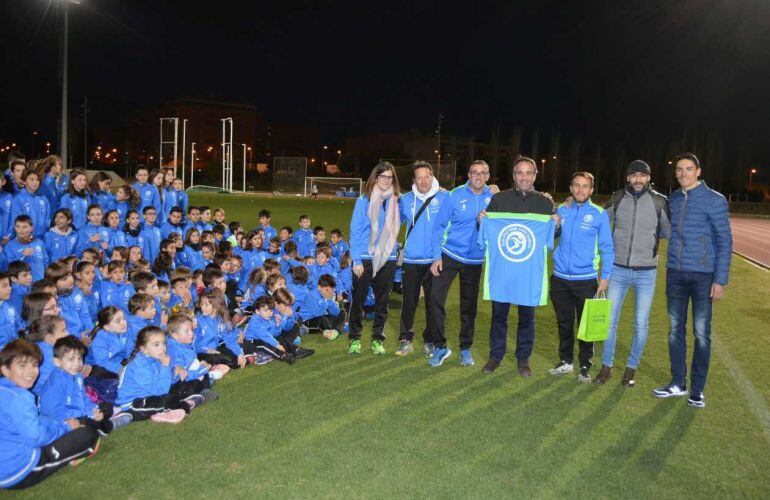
[
  {"left": 430, "top": 198, "right": 439, "bottom": 207},
  {"left": 498, "top": 223, "right": 536, "bottom": 263}
]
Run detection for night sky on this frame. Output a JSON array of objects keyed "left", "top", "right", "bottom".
[{"left": 3, "top": 0, "right": 770, "bottom": 166}]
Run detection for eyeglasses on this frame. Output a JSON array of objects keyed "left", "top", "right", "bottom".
[
  {"left": 43, "top": 302, "right": 60, "bottom": 313},
  {"left": 469, "top": 171, "right": 490, "bottom": 178},
  {"left": 377, "top": 174, "right": 394, "bottom": 181}
]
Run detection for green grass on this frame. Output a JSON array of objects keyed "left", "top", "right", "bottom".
[{"left": 9, "top": 193, "right": 770, "bottom": 498}]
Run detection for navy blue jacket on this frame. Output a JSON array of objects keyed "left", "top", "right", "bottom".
[{"left": 668, "top": 182, "right": 732, "bottom": 285}]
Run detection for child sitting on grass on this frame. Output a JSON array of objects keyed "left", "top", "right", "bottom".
[
  {"left": 195, "top": 290, "right": 246, "bottom": 369},
  {"left": 166, "top": 313, "right": 227, "bottom": 387},
  {"left": 299, "top": 274, "right": 344, "bottom": 340},
  {"left": 84, "top": 306, "right": 129, "bottom": 402},
  {"left": 116, "top": 327, "right": 209, "bottom": 424},
  {"left": 39, "top": 336, "right": 132, "bottom": 435},
  {"left": 26, "top": 314, "right": 71, "bottom": 395},
  {"left": 0, "top": 339, "right": 100, "bottom": 489}
]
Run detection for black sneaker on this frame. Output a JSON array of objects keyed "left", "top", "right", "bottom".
[
  {"left": 294, "top": 347, "right": 315, "bottom": 360},
  {"left": 652, "top": 384, "right": 688, "bottom": 398},
  {"left": 687, "top": 392, "right": 706, "bottom": 408},
  {"left": 578, "top": 365, "right": 591, "bottom": 383}
]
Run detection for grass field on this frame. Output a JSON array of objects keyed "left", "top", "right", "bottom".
[{"left": 10, "top": 193, "right": 770, "bottom": 498}]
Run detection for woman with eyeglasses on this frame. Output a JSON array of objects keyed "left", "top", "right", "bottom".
[{"left": 346, "top": 162, "right": 401, "bottom": 355}]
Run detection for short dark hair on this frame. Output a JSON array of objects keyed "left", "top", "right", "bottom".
[
  {"left": 7, "top": 261, "right": 32, "bottom": 278},
  {"left": 675, "top": 152, "right": 700, "bottom": 168},
  {"left": 202, "top": 268, "right": 224, "bottom": 287},
  {"left": 290, "top": 265, "right": 309, "bottom": 284},
  {"left": 299, "top": 214, "right": 309, "bottom": 222},
  {"left": 318, "top": 273, "right": 336, "bottom": 289},
  {"left": 131, "top": 271, "right": 157, "bottom": 291},
  {"left": 258, "top": 209, "right": 271, "bottom": 218},
  {"left": 254, "top": 295, "right": 275, "bottom": 310},
  {"left": 413, "top": 160, "right": 433, "bottom": 173},
  {"left": 570, "top": 171, "right": 595, "bottom": 188},
  {"left": 513, "top": 156, "right": 538, "bottom": 173},
  {"left": 53, "top": 336, "right": 86, "bottom": 359}
]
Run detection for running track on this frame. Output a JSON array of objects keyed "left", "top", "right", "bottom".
[{"left": 730, "top": 217, "right": 770, "bottom": 268}]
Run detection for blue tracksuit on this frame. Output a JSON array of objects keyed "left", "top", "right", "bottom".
[
  {"left": 108, "top": 227, "right": 128, "bottom": 253},
  {"left": 166, "top": 336, "right": 209, "bottom": 382},
  {"left": 10, "top": 189, "right": 51, "bottom": 238},
  {"left": 330, "top": 239, "right": 349, "bottom": 261},
  {"left": 286, "top": 280, "right": 310, "bottom": 313},
  {"left": 38, "top": 176, "right": 59, "bottom": 214},
  {"left": 337, "top": 266, "right": 352, "bottom": 297},
  {"left": 82, "top": 287, "right": 100, "bottom": 323},
  {"left": 307, "top": 262, "right": 337, "bottom": 289},
  {"left": 0, "top": 191, "right": 13, "bottom": 240},
  {"left": 553, "top": 200, "right": 615, "bottom": 281},
  {"left": 436, "top": 182, "right": 493, "bottom": 264},
  {"left": 183, "top": 220, "right": 203, "bottom": 238},
  {"left": 259, "top": 224, "right": 277, "bottom": 250},
  {"left": 125, "top": 227, "right": 147, "bottom": 253},
  {"left": 132, "top": 182, "right": 161, "bottom": 223},
  {"left": 141, "top": 224, "right": 162, "bottom": 264},
  {"left": 399, "top": 189, "right": 451, "bottom": 264},
  {"left": 349, "top": 195, "right": 399, "bottom": 266},
  {"left": 126, "top": 314, "right": 154, "bottom": 351},
  {"left": 9, "top": 283, "right": 29, "bottom": 317},
  {"left": 90, "top": 190, "right": 116, "bottom": 214},
  {"left": 32, "top": 342, "right": 55, "bottom": 396},
  {"left": 240, "top": 282, "right": 266, "bottom": 308},
  {"left": 116, "top": 352, "right": 173, "bottom": 406},
  {"left": 99, "top": 280, "right": 133, "bottom": 312},
  {"left": 115, "top": 200, "right": 132, "bottom": 228},
  {"left": 44, "top": 228, "right": 78, "bottom": 261},
  {"left": 4, "top": 238, "right": 48, "bottom": 281},
  {"left": 59, "top": 289, "right": 94, "bottom": 337},
  {"left": 75, "top": 223, "right": 111, "bottom": 256},
  {"left": 299, "top": 288, "right": 341, "bottom": 322},
  {"left": 38, "top": 367, "right": 97, "bottom": 422},
  {"left": 194, "top": 314, "right": 243, "bottom": 356},
  {"left": 177, "top": 245, "right": 206, "bottom": 271},
  {"left": 59, "top": 192, "right": 89, "bottom": 230},
  {"left": 292, "top": 227, "right": 315, "bottom": 258},
  {"left": 243, "top": 314, "right": 280, "bottom": 346},
  {"left": 0, "top": 300, "right": 20, "bottom": 350},
  {"left": 160, "top": 221, "right": 184, "bottom": 240},
  {"left": 668, "top": 182, "right": 732, "bottom": 285},
  {"left": 86, "top": 330, "right": 130, "bottom": 375},
  {"left": 0, "top": 378, "right": 70, "bottom": 489}
]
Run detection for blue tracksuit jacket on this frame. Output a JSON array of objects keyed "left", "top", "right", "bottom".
[
  {"left": 553, "top": 200, "right": 615, "bottom": 281},
  {"left": 59, "top": 192, "right": 89, "bottom": 230},
  {"left": 436, "top": 182, "right": 493, "bottom": 264},
  {"left": 399, "top": 189, "right": 451, "bottom": 264},
  {"left": 349, "top": 195, "right": 399, "bottom": 266},
  {"left": 117, "top": 352, "right": 173, "bottom": 406},
  {"left": 38, "top": 367, "right": 97, "bottom": 422}
]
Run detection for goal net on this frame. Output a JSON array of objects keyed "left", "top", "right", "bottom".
[
  {"left": 379, "top": 158, "right": 457, "bottom": 191},
  {"left": 272, "top": 157, "right": 307, "bottom": 196},
  {"left": 305, "top": 177, "right": 363, "bottom": 198}
]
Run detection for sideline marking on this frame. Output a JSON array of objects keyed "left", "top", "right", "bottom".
[
  {"left": 713, "top": 336, "right": 770, "bottom": 443},
  {"left": 733, "top": 251, "right": 769, "bottom": 271}
]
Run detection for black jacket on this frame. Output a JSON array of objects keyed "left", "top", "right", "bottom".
[{"left": 486, "top": 189, "right": 554, "bottom": 216}]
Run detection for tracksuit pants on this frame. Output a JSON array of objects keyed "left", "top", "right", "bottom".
[
  {"left": 348, "top": 260, "right": 396, "bottom": 341},
  {"left": 197, "top": 344, "right": 240, "bottom": 369},
  {"left": 398, "top": 262, "right": 433, "bottom": 343},
  {"left": 550, "top": 275, "right": 597, "bottom": 368},
  {"left": 305, "top": 312, "right": 345, "bottom": 332},
  {"left": 429, "top": 254, "right": 482, "bottom": 349}
]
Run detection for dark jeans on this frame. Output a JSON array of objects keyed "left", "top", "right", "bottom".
[
  {"left": 8, "top": 427, "right": 100, "bottom": 489},
  {"left": 399, "top": 263, "right": 434, "bottom": 342},
  {"left": 488, "top": 301, "right": 536, "bottom": 363},
  {"left": 305, "top": 312, "right": 345, "bottom": 332},
  {"left": 666, "top": 269, "right": 714, "bottom": 393},
  {"left": 349, "top": 260, "right": 396, "bottom": 341},
  {"left": 429, "top": 254, "right": 482, "bottom": 349},
  {"left": 550, "top": 275, "right": 597, "bottom": 368}
]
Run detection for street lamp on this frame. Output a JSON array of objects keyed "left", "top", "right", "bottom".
[
  {"left": 749, "top": 168, "right": 758, "bottom": 191},
  {"left": 322, "top": 145, "right": 328, "bottom": 172}
]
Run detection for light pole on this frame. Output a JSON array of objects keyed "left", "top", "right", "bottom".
[
  {"left": 552, "top": 155, "right": 558, "bottom": 193},
  {"left": 540, "top": 158, "right": 546, "bottom": 190},
  {"left": 322, "top": 145, "right": 328, "bottom": 174},
  {"left": 242, "top": 143, "right": 247, "bottom": 192},
  {"left": 60, "top": 0, "right": 70, "bottom": 167},
  {"left": 190, "top": 142, "right": 196, "bottom": 188},
  {"left": 749, "top": 168, "right": 757, "bottom": 191},
  {"left": 181, "top": 119, "right": 187, "bottom": 187}
]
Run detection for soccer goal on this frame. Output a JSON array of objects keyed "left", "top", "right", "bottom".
[{"left": 305, "top": 177, "right": 363, "bottom": 198}]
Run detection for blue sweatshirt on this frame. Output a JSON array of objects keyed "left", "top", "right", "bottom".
[
  {"left": 115, "top": 200, "right": 132, "bottom": 228},
  {"left": 108, "top": 228, "right": 128, "bottom": 253},
  {"left": 86, "top": 329, "right": 129, "bottom": 375},
  {"left": 299, "top": 288, "right": 341, "bottom": 321},
  {"left": 10, "top": 189, "right": 51, "bottom": 239},
  {"left": 399, "top": 188, "right": 451, "bottom": 264},
  {"left": 349, "top": 195, "right": 399, "bottom": 266},
  {"left": 4, "top": 238, "right": 48, "bottom": 281},
  {"left": 259, "top": 224, "right": 277, "bottom": 250},
  {"left": 32, "top": 342, "right": 56, "bottom": 397},
  {"left": 286, "top": 280, "right": 310, "bottom": 313},
  {"left": 243, "top": 314, "right": 280, "bottom": 346},
  {"left": 292, "top": 227, "right": 315, "bottom": 258},
  {"left": 59, "top": 192, "right": 89, "bottom": 230},
  {"left": 117, "top": 352, "right": 173, "bottom": 406},
  {"left": 436, "top": 182, "right": 493, "bottom": 265},
  {"left": 38, "top": 367, "right": 97, "bottom": 422},
  {"left": 9, "top": 283, "right": 29, "bottom": 318},
  {"left": 337, "top": 266, "right": 352, "bottom": 296},
  {"left": 126, "top": 314, "right": 154, "bottom": 351},
  {"left": 0, "top": 378, "right": 70, "bottom": 488},
  {"left": 132, "top": 182, "right": 161, "bottom": 223},
  {"left": 37, "top": 177, "right": 59, "bottom": 215},
  {"left": 194, "top": 314, "right": 243, "bottom": 356},
  {"left": 75, "top": 223, "right": 111, "bottom": 256},
  {"left": 553, "top": 200, "right": 614, "bottom": 281},
  {"left": 44, "top": 227, "right": 78, "bottom": 261},
  {"left": 141, "top": 224, "right": 162, "bottom": 264},
  {"left": 160, "top": 221, "right": 184, "bottom": 240},
  {"left": 0, "top": 301, "right": 20, "bottom": 350},
  {"left": 166, "top": 336, "right": 209, "bottom": 382},
  {"left": 99, "top": 280, "right": 133, "bottom": 312},
  {"left": 59, "top": 288, "right": 94, "bottom": 337},
  {"left": 330, "top": 239, "right": 349, "bottom": 261},
  {"left": 0, "top": 192, "right": 13, "bottom": 240},
  {"left": 90, "top": 190, "right": 116, "bottom": 213}
]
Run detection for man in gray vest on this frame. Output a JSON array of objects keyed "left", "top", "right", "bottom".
[{"left": 595, "top": 160, "right": 670, "bottom": 386}]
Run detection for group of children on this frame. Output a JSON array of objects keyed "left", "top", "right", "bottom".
[{"left": 0, "top": 153, "right": 357, "bottom": 490}]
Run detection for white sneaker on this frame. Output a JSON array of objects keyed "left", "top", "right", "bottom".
[{"left": 548, "top": 361, "right": 574, "bottom": 376}]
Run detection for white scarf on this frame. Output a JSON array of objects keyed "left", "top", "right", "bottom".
[{"left": 367, "top": 185, "right": 400, "bottom": 276}]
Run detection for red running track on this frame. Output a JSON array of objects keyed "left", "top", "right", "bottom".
[{"left": 730, "top": 217, "right": 770, "bottom": 268}]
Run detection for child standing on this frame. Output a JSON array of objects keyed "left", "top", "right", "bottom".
[
  {"left": 44, "top": 209, "right": 78, "bottom": 262},
  {"left": 75, "top": 205, "right": 110, "bottom": 256},
  {"left": 4, "top": 216, "right": 48, "bottom": 281}
]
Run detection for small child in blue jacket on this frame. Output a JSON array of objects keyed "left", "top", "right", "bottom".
[
  {"left": 299, "top": 274, "right": 344, "bottom": 340},
  {"left": 84, "top": 306, "right": 129, "bottom": 402},
  {"left": 0, "top": 339, "right": 99, "bottom": 489},
  {"left": 39, "top": 336, "right": 132, "bottom": 435}
]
